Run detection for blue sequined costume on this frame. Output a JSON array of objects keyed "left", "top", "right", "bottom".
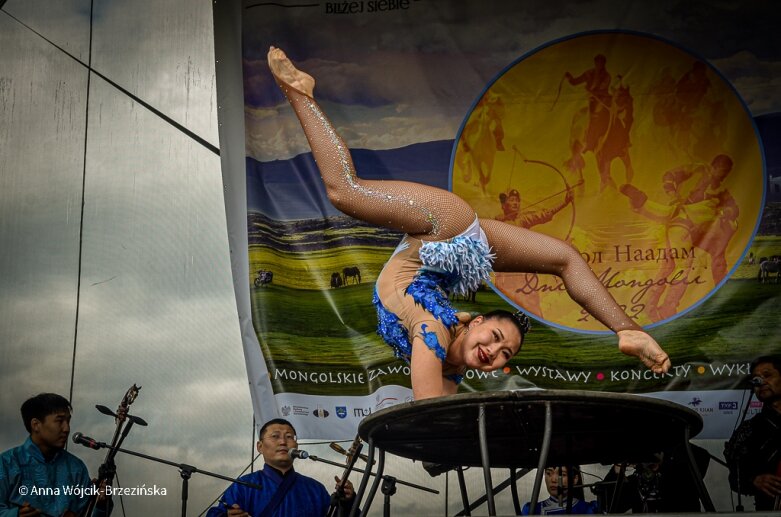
[{"left": 373, "top": 218, "right": 494, "bottom": 384}]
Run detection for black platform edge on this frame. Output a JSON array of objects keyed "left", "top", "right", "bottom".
[{"left": 422, "top": 513, "right": 776, "bottom": 516}]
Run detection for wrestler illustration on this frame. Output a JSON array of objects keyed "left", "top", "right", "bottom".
[{"left": 620, "top": 154, "right": 738, "bottom": 321}]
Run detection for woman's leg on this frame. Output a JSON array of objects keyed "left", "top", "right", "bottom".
[
  {"left": 479, "top": 218, "right": 671, "bottom": 372},
  {"left": 268, "top": 47, "right": 475, "bottom": 241},
  {"left": 479, "top": 218, "right": 638, "bottom": 332}
]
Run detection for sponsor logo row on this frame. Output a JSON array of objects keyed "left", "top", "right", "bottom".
[
  {"left": 686, "top": 397, "right": 763, "bottom": 414},
  {"left": 279, "top": 395, "right": 412, "bottom": 420}
]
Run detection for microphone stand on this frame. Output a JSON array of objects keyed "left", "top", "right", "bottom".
[
  {"left": 738, "top": 388, "right": 756, "bottom": 436},
  {"left": 305, "top": 453, "right": 438, "bottom": 517},
  {"left": 77, "top": 440, "right": 263, "bottom": 517},
  {"left": 732, "top": 383, "right": 757, "bottom": 512}
]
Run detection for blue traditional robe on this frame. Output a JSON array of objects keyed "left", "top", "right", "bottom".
[
  {"left": 522, "top": 496, "right": 598, "bottom": 515},
  {"left": 206, "top": 465, "right": 330, "bottom": 517},
  {"left": 0, "top": 437, "right": 111, "bottom": 517}
]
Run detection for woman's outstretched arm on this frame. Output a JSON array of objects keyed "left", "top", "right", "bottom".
[
  {"left": 479, "top": 218, "right": 671, "bottom": 373},
  {"left": 409, "top": 337, "right": 459, "bottom": 399}
]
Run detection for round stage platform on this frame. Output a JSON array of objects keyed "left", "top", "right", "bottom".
[{"left": 357, "top": 389, "right": 703, "bottom": 468}]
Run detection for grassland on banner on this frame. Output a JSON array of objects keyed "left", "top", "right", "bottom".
[
  {"left": 731, "top": 235, "right": 781, "bottom": 279},
  {"left": 250, "top": 279, "right": 781, "bottom": 394},
  {"left": 248, "top": 212, "right": 401, "bottom": 290},
  {"left": 250, "top": 245, "right": 392, "bottom": 290},
  {"left": 250, "top": 223, "right": 781, "bottom": 395}
]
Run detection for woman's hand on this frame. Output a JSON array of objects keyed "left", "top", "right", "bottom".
[{"left": 454, "top": 312, "right": 473, "bottom": 324}]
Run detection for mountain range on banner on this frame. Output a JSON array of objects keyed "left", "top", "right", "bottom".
[{"left": 247, "top": 113, "right": 780, "bottom": 222}]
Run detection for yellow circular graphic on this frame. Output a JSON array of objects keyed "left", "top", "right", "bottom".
[{"left": 452, "top": 32, "right": 763, "bottom": 332}]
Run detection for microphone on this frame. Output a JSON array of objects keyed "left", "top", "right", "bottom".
[
  {"left": 288, "top": 448, "right": 309, "bottom": 460},
  {"left": 72, "top": 432, "right": 101, "bottom": 450},
  {"left": 749, "top": 376, "right": 764, "bottom": 387}
]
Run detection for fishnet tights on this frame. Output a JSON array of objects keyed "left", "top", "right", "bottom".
[{"left": 479, "top": 219, "right": 639, "bottom": 331}]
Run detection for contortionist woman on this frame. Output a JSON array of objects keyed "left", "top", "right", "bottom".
[{"left": 267, "top": 47, "right": 671, "bottom": 400}]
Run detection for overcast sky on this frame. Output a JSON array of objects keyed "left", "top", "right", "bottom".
[{"left": 0, "top": 0, "right": 246, "bottom": 514}]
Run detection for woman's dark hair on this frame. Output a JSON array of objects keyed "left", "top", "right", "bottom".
[
  {"left": 483, "top": 309, "right": 531, "bottom": 348},
  {"left": 570, "top": 466, "right": 585, "bottom": 499},
  {"left": 20, "top": 393, "right": 72, "bottom": 433}
]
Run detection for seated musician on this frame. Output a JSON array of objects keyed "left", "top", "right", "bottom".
[
  {"left": 207, "top": 418, "right": 354, "bottom": 516},
  {"left": 0, "top": 393, "right": 112, "bottom": 516},
  {"left": 522, "top": 465, "right": 598, "bottom": 515}
]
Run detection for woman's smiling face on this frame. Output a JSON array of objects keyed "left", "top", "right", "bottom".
[{"left": 457, "top": 315, "right": 521, "bottom": 371}]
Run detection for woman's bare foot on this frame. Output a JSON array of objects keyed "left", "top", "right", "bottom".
[
  {"left": 267, "top": 46, "right": 315, "bottom": 97},
  {"left": 617, "top": 330, "right": 671, "bottom": 373}
]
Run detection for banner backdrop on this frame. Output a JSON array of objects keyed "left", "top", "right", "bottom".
[{"left": 239, "top": 0, "right": 780, "bottom": 439}]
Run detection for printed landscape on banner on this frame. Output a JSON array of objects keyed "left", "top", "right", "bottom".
[{"left": 240, "top": 0, "right": 780, "bottom": 438}]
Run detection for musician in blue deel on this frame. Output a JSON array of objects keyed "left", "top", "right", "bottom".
[
  {"left": 207, "top": 418, "right": 354, "bottom": 517},
  {"left": 725, "top": 355, "right": 781, "bottom": 512},
  {"left": 0, "top": 393, "right": 112, "bottom": 517},
  {"left": 522, "top": 465, "right": 598, "bottom": 515}
]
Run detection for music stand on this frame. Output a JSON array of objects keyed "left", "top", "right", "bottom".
[{"left": 350, "top": 390, "right": 714, "bottom": 516}]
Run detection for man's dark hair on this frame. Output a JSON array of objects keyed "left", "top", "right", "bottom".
[
  {"left": 20, "top": 393, "right": 72, "bottom": 433},
  {"left": 751, "top": 355, "right": 781, "bottom": 375},
  {"left": 258, "top": 418, "right": 297, "bottom": 440}
]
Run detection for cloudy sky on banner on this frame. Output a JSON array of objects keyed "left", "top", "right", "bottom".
[{"left": 242, "top": 0, "right": 781, "bottom": 161}]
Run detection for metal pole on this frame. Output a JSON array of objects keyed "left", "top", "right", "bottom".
[
  {"left": 478, "top": 404, "right": 496, "bottom": 516},
  {"left": 529, "top": 402, "right": 553, "bottom": 514},
  {"left": 456, "top": 467, "right": 471, "bottom": 516},
  {"left": 683, "top": 425, "right": 715, "bottom": 511},
  {"left": 360, "top": 449, "right": 387, "bottom": 515}
]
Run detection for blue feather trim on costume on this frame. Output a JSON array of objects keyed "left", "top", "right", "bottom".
[
  {"left": 418, "top": 236, "right": 494, "bottom": 295},
  {"left": 373, "top": 288, "right": 460, "bottom": 383},
  {"left": 373, "top": 290, "right": 412, "bottom": 362}
]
